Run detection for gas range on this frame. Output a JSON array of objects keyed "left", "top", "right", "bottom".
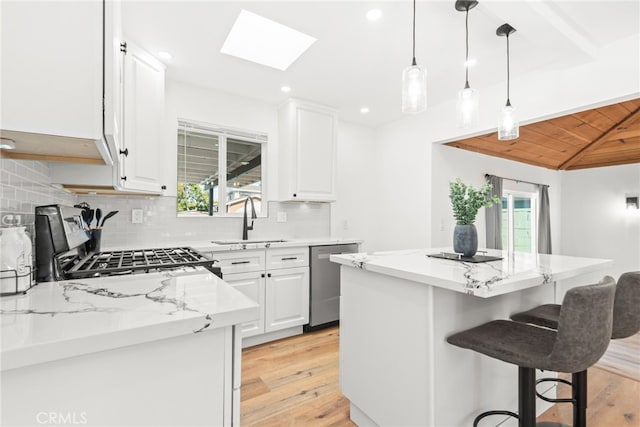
[
  {"left": 35, "top": 205, "right": 220, "bottom": 282},
  {"left": 59, "top": 247, "right": 219, "bottom": 279}
]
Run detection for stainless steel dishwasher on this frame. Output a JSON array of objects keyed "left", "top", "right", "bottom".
[{"left": 306, "top": 243, "right": 359, "bottom": 331}]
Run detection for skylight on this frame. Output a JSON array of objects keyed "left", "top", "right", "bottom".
[{"left": 220, "top": 10, "right": 316, "bottom": 71}]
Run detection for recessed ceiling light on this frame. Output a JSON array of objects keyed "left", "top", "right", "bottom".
[
  {"left": 281, "top": 85, "right": 291, "bottom": 93},
  {"left": 360, "top": 107, "right": 370, "bottom": 114},
  {"left": 367, "top": 9, "right": 382, "bottom": 21},
  {"left": 220, "top": 10, "right": 316, "bottom": 71},
  {"left": 464, "top": 58, "right": 477, "bottom": 67},
  {"left": 0, "top": 137, "right": 16, "bottom": 150},
  {"left": 158, "top": 51, "right": 172, "bottom": 60}
]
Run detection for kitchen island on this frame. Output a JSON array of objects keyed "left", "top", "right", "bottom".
[
  {"left": 1, "top": 270, "right": 259, "bottom": 426},
  {"left": 331, "top": 248, "right": 611, "bottom": 427}
]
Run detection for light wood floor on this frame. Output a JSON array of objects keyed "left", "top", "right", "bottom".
[{"left": 241, "top": 326, "right": 640, "bottom": 426}]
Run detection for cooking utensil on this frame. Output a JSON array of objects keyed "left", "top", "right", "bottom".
[
  {"left": 100, "top": 210, "right": 119, "bottom": 227},
  {"left": 87, "top": 209, "right": 94, "bottom": 228},
  {"left": 95, "top": 208, "right": 102, "bottom": 229},
  {"left": 81, "top": 209, "right": 91, "bottom": 228}
]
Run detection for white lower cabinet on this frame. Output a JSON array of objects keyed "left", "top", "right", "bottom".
[
  {"left": 265, "top": 267, "right": 309, "bottom": 333},
  {"left": 212, "top": 246, "right": 310, "bottom": 345},
  {"left": 223, "top": 271, "right": 266, "bottom": 338}
]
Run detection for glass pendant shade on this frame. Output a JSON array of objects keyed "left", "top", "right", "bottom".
[
  {"left": 498, "top": 103, "right": 519, "bottom": 140},
  {"left": 456, "top": 86, "right": 479, "bottom": 128},
  {"left": 402, "top": 64, "right": 427, "bottom": 114}
]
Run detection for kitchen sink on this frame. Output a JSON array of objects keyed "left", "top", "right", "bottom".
[{"left": 211, "top": 239, "right": 288, "bottom": 245}]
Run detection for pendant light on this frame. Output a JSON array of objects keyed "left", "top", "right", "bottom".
[
  {"left": 402, "top": 0, "right": 427, "bottom": 114},
  {"left": 497, "top": 23, "right": 518, "bottom": 140},
  {"left": 455, "top": 0, "right": 479, "bottom": 129}
]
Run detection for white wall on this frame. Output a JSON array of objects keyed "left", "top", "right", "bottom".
[
  {"left": 560, "top": 164, "right": 640, "bottom": 280},
  {"left": 331, "top": 122, "right": 376, "bottom": 251},
  {"left": 430, "top": 144, "right": 563, "bottom": 252},
  {"left": 370, "top": 116, "right": 432, "bottom": 251}
]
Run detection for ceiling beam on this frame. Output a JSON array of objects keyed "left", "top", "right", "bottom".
[
  {"left": 526, "top": 2, "right": 598, "bottom": 59},
  {"left": 559, "top": 107, "right": 640, "bottom": 170}
]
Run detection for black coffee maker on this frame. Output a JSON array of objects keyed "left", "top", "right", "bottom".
[{"left": 35, "top": 205, "right": 89, "bottom": 282}]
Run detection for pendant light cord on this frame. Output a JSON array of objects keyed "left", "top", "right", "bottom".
[
  {"left": 506, "top": 34, "right": 511, "bottom": 106},
  {"left": 411, "top": 0, "right": 417, "bottom": 66},
  {"left": 464, "top": 7, "right": 469, "bottom": 87}
]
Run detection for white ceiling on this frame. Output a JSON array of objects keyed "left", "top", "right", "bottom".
[{"left": 122, "top": 1, "right": 640, "bottom": 128}]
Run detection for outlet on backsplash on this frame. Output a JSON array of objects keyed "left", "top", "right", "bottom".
[
  {"left": 131, "top": 209, "right": 143, "bottom": 224},
  {"left": 1, "top": 214, "right": 23, "bottom": 226}
]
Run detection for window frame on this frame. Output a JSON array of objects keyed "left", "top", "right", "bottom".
[
  {"left": 502, "top": 189, "right": 538, "bottom": 254},
  {"left": 177, "top": 119, "right": 268, "bottom": 218}
]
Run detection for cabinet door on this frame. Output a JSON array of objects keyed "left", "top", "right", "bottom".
[
  {"left": 223, "top": 272, "right": 265, "bottom": 338},
  {"left": 0, "top": 1, "right": 104, "bottom": 149},
  {"left": 293, "top": 105, "right": 336, "bottom": 201},
  {"left": 265, "top": 267, "right": 309, "bottom": 332},
  {"left": 118, "top": 40, "right": 165, "bottom": 193}
]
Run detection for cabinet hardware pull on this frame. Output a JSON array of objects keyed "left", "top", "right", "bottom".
[
  {"left": 267, "top": 273, "right": 272, "bottom": 277},
  {"left": 261, "top": 273, "right": 265, "bottom": 278},
  {"left": 231, "top": 261, "right": 251, "bottom": 265},
  {"left": 119, "top": 148, "right": 129, "bottom": 157},
  {"left": 121, "top": 176, "right": 127, "bottom": 181},
  {"left": 293, "top": 193, "right": 297, "bottom": 197},
  {"left": 120, "top": 41, "right": 127, "bottom": 54},
  {"left": 281, "top": 257, "right": 297, "bottom": 261},
  {"left": 161, "top": 185, "right": 167, "bottom": 190}
]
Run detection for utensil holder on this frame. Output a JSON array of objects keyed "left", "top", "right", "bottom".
[{"left": 85, "top": 229, "right": 102, "bottom": 253}]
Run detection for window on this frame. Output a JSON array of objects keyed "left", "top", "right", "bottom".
[
  {"left": 177, "top": 120, "right": 266, "bottom": 217},
  {"left": 501, "top": 190, "right": 537, "bottom": 253}
]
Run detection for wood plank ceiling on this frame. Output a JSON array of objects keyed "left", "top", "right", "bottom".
[{"left": 445, "top": 98, "right": 640, "bottom": 170}]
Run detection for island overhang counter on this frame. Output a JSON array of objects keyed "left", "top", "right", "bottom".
[
  {"left": 1, "top": 270, "right": 259, "bottom": 426},
  {"left": 330, "top": 248, "right": 612, "bottom": 427}
]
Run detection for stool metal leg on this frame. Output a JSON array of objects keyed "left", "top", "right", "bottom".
[
  {"left": 519, "top": 367, "right": 536, "bottom": 427},
  {"left": 572, "top": 370, "right": 588, "bottom": 427}
]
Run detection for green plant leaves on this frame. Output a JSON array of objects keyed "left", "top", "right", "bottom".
[{"left": 449, "top": 178, "right": 501, "bottom": 225}]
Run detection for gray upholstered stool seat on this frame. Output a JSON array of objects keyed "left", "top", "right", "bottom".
[
  {"left": 510, "top": 304, "right": 561, "bottom": 330},
  {"left": 447, "top": 320, "right": 557, "bottom": 370},
  {"left": 447, "top": 279, "right": 616, "bottom": 427},
  {"left": 510, "top": 272, "right": 640, "bottom": 427},
  {"left": 512, "top": 272, "right": 640, "bottom": 338}
]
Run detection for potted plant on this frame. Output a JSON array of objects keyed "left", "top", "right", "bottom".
[{"left": 449, "top": 178, "right": 500, "bottom": 257}]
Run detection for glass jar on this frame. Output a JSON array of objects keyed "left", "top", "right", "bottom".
[{"left": 1, "top": 226, "right": 33, "bottom": 294}]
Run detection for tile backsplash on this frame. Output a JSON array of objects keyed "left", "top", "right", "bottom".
[
  {"left": 78, "top": 196, "right": 331, "bottom": 249},
  {"left": 0, "top": 158, "right": 76, "bottom": 229},
  {"left": 0, "top": 158, "right": 331, "bottom": 249}
]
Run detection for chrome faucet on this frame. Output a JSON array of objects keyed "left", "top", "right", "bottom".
[{"left": 242, "top": 196, "right": 257, "bottom": 240}]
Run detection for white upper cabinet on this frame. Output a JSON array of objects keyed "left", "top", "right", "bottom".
[
  {"left": 0, "top": 0, "right": 117, "bottom": 165},
  {"left": 278, "top": 99, "right": 337, "bottom": 202},
  {"left": 117, "top": 40, "right": 166, "bottom": 193}
]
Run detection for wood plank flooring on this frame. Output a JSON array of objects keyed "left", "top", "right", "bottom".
[
  {"left": 241, "top": 327, "right": 354, "bottom": 426},
  {"left": 595, "top": 332, "right": 640, "bottom": 382},
  {"left": 241, "top": 326, "right": 639, "bottom": 426}
]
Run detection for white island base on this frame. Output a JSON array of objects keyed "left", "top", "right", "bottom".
[{"left": 340, "top": 267, "right": 558, "bottom": 427}]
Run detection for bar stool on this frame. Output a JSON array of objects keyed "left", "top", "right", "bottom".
[
  {"left": 511, "top": 272, "right": 640, "bottom": 427},
  {"left": 447, "top": 279, "right": 616, "bottom": 427}
]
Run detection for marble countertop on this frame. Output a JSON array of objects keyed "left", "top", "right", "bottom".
[
  {"left": 330, "top": 248, "right": 612, "bottom": 298},
  {"left": 103, "top": 238, "right": 363, "bottom": 253},
  {"left": 0, "top": 270, "right": 259, "bottom": 371}
]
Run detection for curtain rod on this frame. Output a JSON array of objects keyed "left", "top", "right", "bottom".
[{"left": 485, "top": 174, "right": 549, "bottom": 188}]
